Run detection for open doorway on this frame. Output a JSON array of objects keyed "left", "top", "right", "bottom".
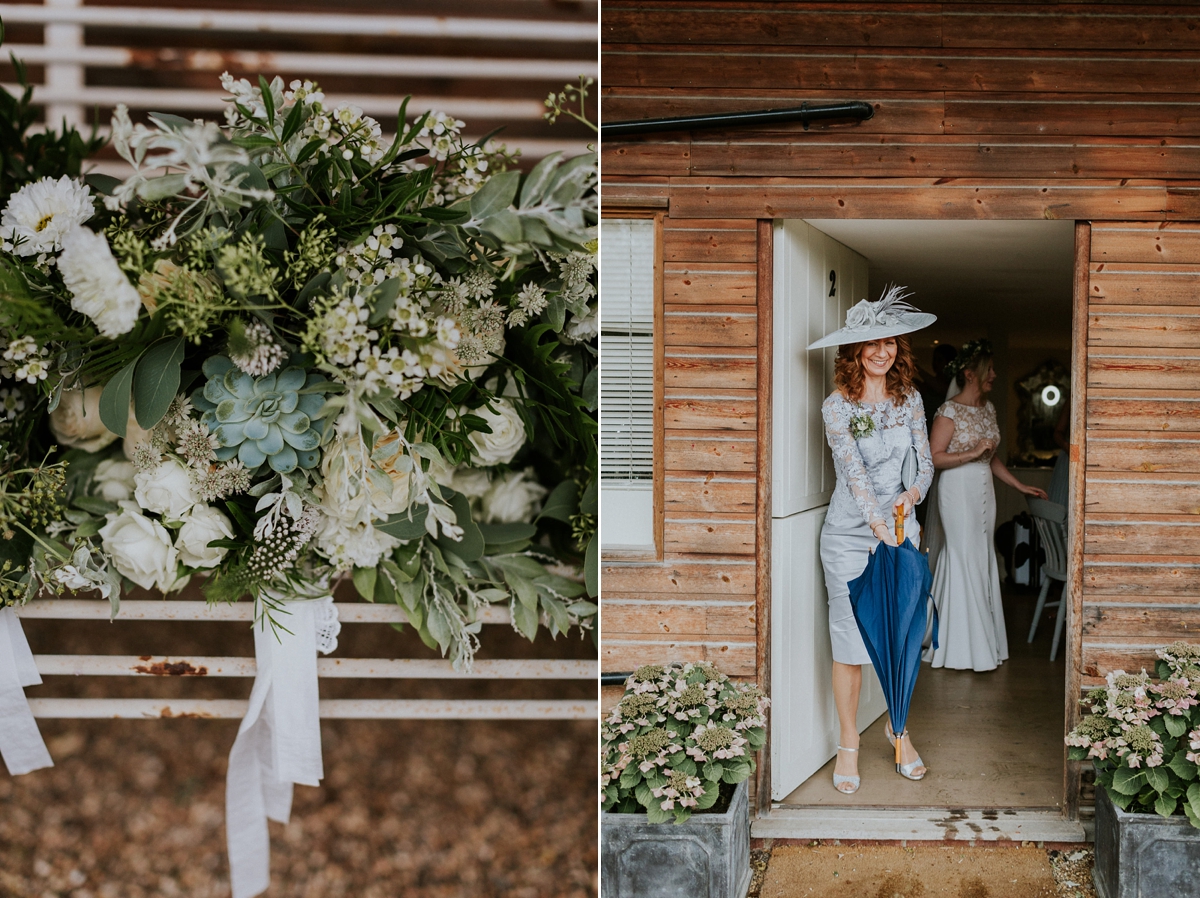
[{"left": 770, "top": 219, "right": 1076, "bottom": 810}]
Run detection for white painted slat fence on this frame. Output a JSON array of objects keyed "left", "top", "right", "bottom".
[
  {"left": 2, "top": 0, "right": 597, "bottom": 156},
  {"left": 15, "top": 600, "right": 598, "bottom": 720}
]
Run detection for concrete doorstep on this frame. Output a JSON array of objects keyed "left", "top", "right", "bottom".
[{"left": 748, "top": 844, "right": 1099, "bottom": 898}]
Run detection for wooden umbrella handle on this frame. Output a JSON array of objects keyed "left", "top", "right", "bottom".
[{"left": 894, "top": 502, "right": 905, "bottom": 543}]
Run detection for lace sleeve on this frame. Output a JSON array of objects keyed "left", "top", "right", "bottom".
[
  {"left": 822, "top": 394, "right": 885, "bottom": 525},
  {"left": 908, "top": 392, "right": 934, "bottom": 502}
]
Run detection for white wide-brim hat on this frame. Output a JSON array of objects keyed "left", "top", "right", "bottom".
[{"left": 806, "top": 285, "right": 936, "bottom": 350}]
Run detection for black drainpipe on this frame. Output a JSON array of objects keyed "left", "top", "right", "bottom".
[
  {"left": 601, "top": 100, "right": 874, "bottom": 139},
  {"left": 600, "top": 671, "right": 632, "bottom": 687}
]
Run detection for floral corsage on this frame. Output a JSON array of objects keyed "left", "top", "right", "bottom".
[{"left": 849, "top": 411, "right": 876, "bottom": 440}]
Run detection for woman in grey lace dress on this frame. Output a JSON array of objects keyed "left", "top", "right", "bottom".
[{"left": 808, "top": 288, "right": 936, "bottom": 793}]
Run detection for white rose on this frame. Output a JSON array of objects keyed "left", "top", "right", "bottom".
[
  {"left": 93, "top": 459, "right": 137, "bottom": 502},
  {"left": 315, "top": 515, "right": 399, "bottom": 572},
  {"left": 134, "top": 458, "right": 199, "bottom": 520},
  {"left": 481, "top": 468, "right": 548, "bottom": 524},
  {"left": 450, "top": 466, "right": 491, "bottom": 499},
  {"left": 176, "top": 505, "right": 234, "bottom": 569},
  {"left": 48, "top": 387, "right": 119, "bottom": 452},
  {"left": 467, "top": 399, "right": 527, "bottom": 466},
  {"left": 99, "top": 502, "right": 178, "bottom": 591}
]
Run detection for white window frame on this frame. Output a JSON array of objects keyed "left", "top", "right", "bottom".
[{"left": 599, "top": 214, "right": 662, "bottom": 560}]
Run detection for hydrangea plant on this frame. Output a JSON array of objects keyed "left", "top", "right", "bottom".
[
  {"left": 1066, "top": 641, "right": 1200, "bottom": 826},
  {"left": 601, "top": 661, "right": 768, "bottom": 824}
]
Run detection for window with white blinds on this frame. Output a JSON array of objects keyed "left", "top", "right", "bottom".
[{"left": 600, "top": 219, "right": 656, "bottom": 554}]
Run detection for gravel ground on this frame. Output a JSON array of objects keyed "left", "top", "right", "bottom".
[
  {"left": 1, "top": 602, "right": 597, "bottom": 898},
  {"left": 750, "top": 843, "right": 1098, "bottom": 898}
]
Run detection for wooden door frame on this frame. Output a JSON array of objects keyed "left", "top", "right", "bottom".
[{"left": 751, "top": 205, "right": 1093, "bottom": 821}]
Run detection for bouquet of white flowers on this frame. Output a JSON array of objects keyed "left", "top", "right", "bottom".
[{"left": 0, "top": 69, "right": 597, "bottom": 668}]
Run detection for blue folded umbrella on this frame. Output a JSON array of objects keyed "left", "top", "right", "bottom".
[{"left": 848, "top": 535, "right": 937, "bottom": 771}]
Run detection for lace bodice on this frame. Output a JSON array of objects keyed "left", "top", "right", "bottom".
[
  {"left": 822, "top": 390, "right": 934, "bottom": 527},
  {"left": 936, "top": 400, "right": 1001, "bottom": 464}
]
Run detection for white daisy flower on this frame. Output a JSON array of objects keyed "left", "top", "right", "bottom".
[
  {"left": 0, "top": 175, "right": 94, "bottom": 256},
  {"left": 58, "top": 227, "right": 141, "bottom": 338}
]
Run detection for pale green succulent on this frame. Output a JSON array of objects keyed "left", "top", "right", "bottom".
[{"left": 191, "top": 356, "right": 326, "bottom": 473}]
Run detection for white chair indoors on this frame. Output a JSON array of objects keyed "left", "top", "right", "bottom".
[{"left": 1026, "top": 497, "right": 1069, "bottom": 661}]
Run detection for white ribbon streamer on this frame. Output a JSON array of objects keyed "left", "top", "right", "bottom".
[
  {"left": 226, "top": 594, "right": 339, "bottom": 898},
  {"left": 0, "top": 606, "right": 53, "bottom": 775}
]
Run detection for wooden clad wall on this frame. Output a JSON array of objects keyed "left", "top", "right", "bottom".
[
  {"left": 602, "top": 2, "right": 1200, "bottom": 220},
  {"left": 602, "top": 218, "right": 760, "bottom": 682},
  {"left": 1083, "top": 223, "right": 1200, "bottom": 684}
]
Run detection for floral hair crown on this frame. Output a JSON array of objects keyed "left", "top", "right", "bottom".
[{"left": 944, "top": 338, "right": 993, "bottom": 379}]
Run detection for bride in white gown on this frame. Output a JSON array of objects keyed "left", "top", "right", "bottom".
[{"left": 924, "top": 340, "right": 1047, "bottom": 672}]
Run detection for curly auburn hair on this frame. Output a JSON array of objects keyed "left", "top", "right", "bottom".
[{"left": 834, "top": 335, "right": 918, "bottom": 403}]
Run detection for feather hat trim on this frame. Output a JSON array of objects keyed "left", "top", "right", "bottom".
[{"left": 806, "top": 284, "right": 936, "bottom": 350}]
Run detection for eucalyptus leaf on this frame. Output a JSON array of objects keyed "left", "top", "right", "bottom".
[
  {"left": 436, "top": 492, "right": 483, "bottom": 562},
  {"left": 352, "top": 566, "right": 377, "bottom": 603},
  {"left": 537, "top": 480, "right": 578, "bottom": 523},
  {"left": 99, "top": 354, "right": 141, "bottom": 437},
  {"left": 511, "top": 597, "right": 539, "bottom": 640},
  {"left": 133, "top": 336, "right": 185, "bottom": 429},
  {"left": 478, "top": 522, "right": 537, "bottom": 545},
  {"left": 584, "top": 535, "right": 597, "bottom": 597},
  {"left": 377, "top": 504, "right": 429, "bottom": 540}
]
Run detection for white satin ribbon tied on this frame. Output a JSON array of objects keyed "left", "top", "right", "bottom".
[
  {"left": 226, "top": 595, "right": 339, "bottom": 898},
  {"left": 0, "top": 606, "right": 53, "bottom": 775}
]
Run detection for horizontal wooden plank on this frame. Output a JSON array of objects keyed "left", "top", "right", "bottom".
[
  {"left": 1086, "top": 515, "right": 1200, "bottom": 556},
  {"left": 664, "top": 513, "right": 756, "bottom": 555},
  {"left": 603, "top": 6, "right": 942, "bottom": 48},
  {"left": 945, "top": 92, "right": 1200, "bottom": 138},
  {"left": 1092, "top": 223, "right": 1200, "bottom": 263},
  {"left": 665, "top": 430, "right": 758, "bottom": 472},
  {"left": 601, "top": 599, "right": 756, "bottom": 638},
  {"left": 600, "top": 177, "right": 670, "bottom": 210},
  {"left": 601, "top": 636, "right": 756, "bottom": 677},
  {"left": 1082, "top": 637, "right": 1175, "bottom": 679},
  {"left": 664, "top": 262, "right": 758, "bottom": 305},
  {"left": 1089, "top": 305, "right": 1200, "bottom": 347},
  {"left": 657, "top": 178, "right": 1196, "bottom": 221},
  {"left": 1088, "top": 262, "right": 1200, "bottom": 304},
  {"left": 1086, "top": 430, "right": 1200, "bottom": 472},
  {"left": 1083, "top": 555, "right": 1200, "bottom": 596},
  {"left": 602, "top": 556, "right": 756, "bottom": 596},
  {"left": 664, "top": 393, "right": 757, "bottom": 430},
  {"left": 1082, "top": 603, "right": 1200, "bottom": 638},
  {"left": 665, "top": 348, "right": 757, "bottom": 389},
  {"left": 944, "top": 9, "right": 1200, "bottom": 51},
  {"left": 1085, "top": 471, "right": 1200, "bottom": 515},
  {"left": 603, "top": 88, "right": 947, "bottom": 135},
  {"left": 605, "top": 135, "right": 1200, "bottom": 180},
  {"left": 662, "top": 223, "right": 758, "bottom": 263},
  {"left": 665, "top": 472, "right": 757, "bottom": 514},
  {"left": 665, "top": 308, "right": 758, "bottom": 346},
  {"left": 602, "top": 45, "right": 1200, "bottom": 94},
  {"left": 1087, "top": 389, "right": 1200, "bottom": 431},
  {"left": 1088, "top": 347, "right": 1200, "bottom": 390}
]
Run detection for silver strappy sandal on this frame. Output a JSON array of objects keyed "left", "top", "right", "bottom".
[
  {"left": 832, "top": 745, "right": 860, "bottom": 794},
  {"left": 885, "top": 721, "right": 927, "bottom": 781}
]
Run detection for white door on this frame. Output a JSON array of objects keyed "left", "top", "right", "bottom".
[{"left": 770, "top": 221, "right": 886, "bottom": 801}]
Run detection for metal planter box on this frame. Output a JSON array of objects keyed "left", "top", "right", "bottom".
[
  {"left": 600, "top": 780, "right": 750, "bottom": 898},
  {"left": 1094, "top": 786, "right": 1200, "bottom": 898}
]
